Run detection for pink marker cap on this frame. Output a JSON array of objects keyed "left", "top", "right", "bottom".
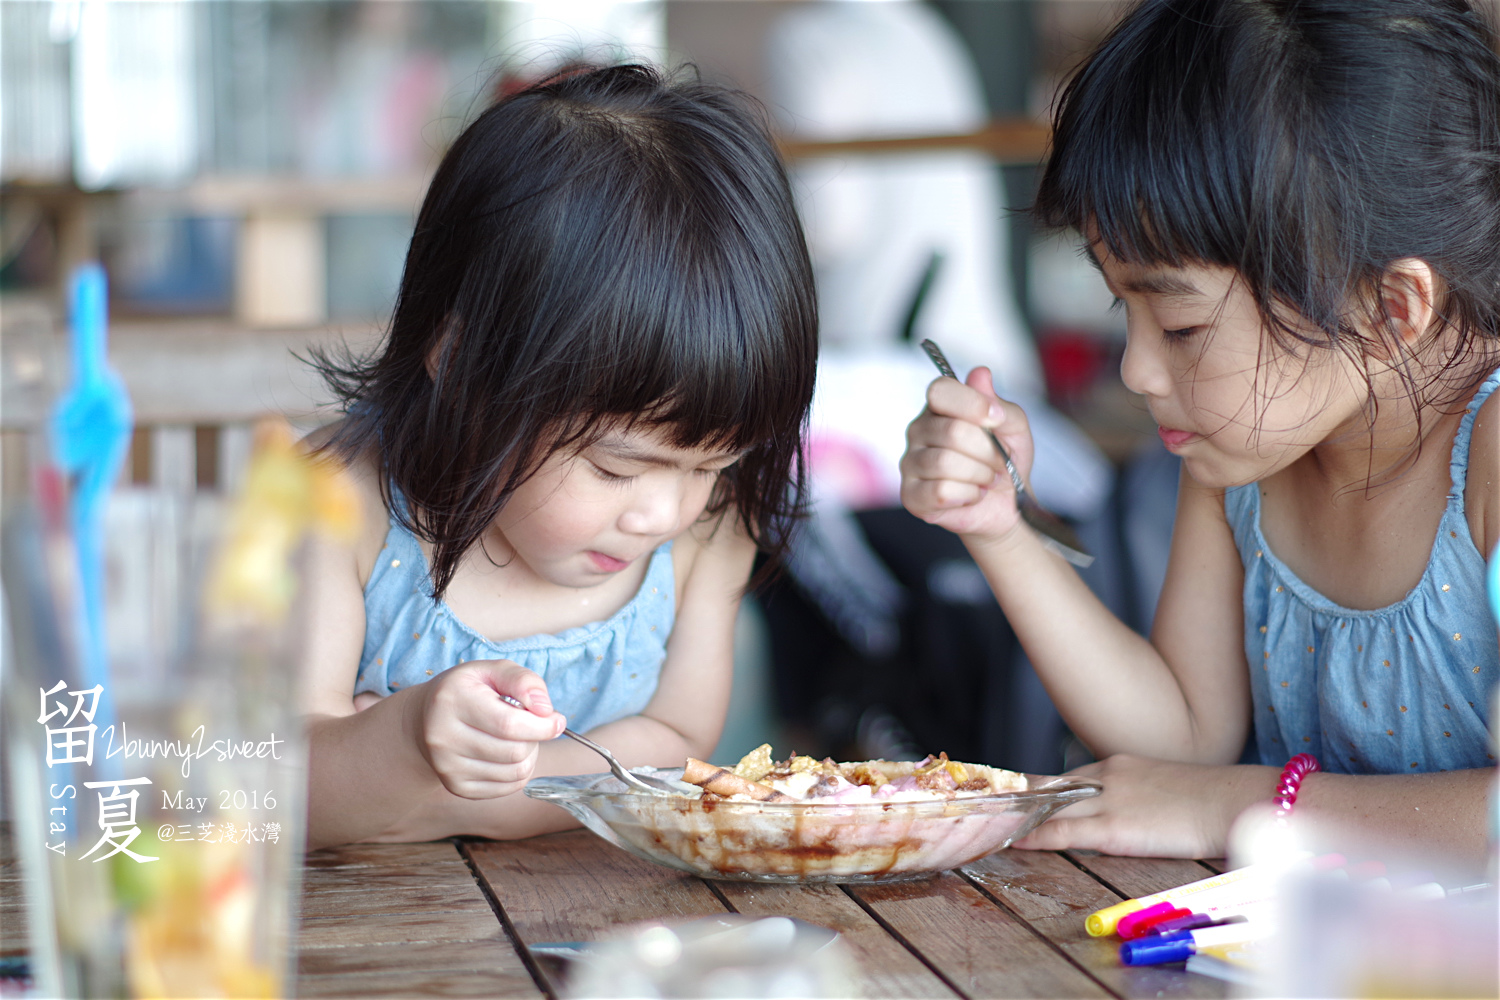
[{"left": 1117, "top": 902, "right": 1185, "bottom": 939}]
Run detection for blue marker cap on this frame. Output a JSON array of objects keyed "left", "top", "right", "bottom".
[{"left": 1120, "top": 931, "right": 1194, "bottom": 966}]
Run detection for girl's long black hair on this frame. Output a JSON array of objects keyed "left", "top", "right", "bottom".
[
  {"left": 311, "top": 64, "right": 818, "bottom": 599},
  {"left": 1037, "top": 0, "right": 1500, "bottom": 404}
]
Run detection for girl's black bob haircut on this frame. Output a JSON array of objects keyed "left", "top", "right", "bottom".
[
  {"left": 313, "top": 64, "right": 818, "bottom": 599},
  {"left": 1036, "top": 0, "right": 1500, "bottom": 382}
]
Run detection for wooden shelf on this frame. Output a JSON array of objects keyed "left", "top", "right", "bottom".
[
  {"left": 2, "top": 115, "right": 1050, "bottom": 221},
  {"left": 0, "top": 302, "right": 382, "bottom": 428},
  {"left": 779, "top": 117, "right": 1050, "bottom": 165},
  {"left": 124, "top": 173, "right": 433, "bottom": 215}
]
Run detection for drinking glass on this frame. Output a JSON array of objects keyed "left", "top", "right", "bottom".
[{"left": 4, "top": 468, "right": 312, "bottom": 998}]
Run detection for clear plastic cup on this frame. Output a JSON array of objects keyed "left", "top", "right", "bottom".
[{"left": 4, "top": 426, "right": 328, "bottom": 998}]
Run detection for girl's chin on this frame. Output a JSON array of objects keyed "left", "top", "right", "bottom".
[{"left": 1178, "top": 452, "right": 1264, "bottom": 492}]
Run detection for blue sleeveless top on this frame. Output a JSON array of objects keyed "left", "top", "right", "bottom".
[
  {"left": 353, "top": 495, "right": 676, "bottom": 734},
  {"left": 1227, "top": 368, "right": 1499, "bottom": 774}
]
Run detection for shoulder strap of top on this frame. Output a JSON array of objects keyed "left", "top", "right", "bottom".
[
  {"left": 1221, "top": 482, "right": 1260, "bottom": 561},
  {"left": 1448, "top": 365, "right": 1500, "bottom": 506}
]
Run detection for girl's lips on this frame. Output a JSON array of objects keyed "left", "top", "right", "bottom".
[
  {"left": 1157, "top": 426, "right": 1198, "bottom": 450},
  {"left": 588, "top": 551, "right": 630, "bottom": 573}
]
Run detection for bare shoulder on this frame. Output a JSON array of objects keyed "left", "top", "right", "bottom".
[
  {"left": 670, "top": 511, "right": 756, "bottom": 606},
  {"left": 1464, "top": 383, "right": 1498, "bottom": 556},
  {"left": 300, "top": 419, "right": 390, "bottom": 586}
]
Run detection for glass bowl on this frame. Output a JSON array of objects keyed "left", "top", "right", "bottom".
[{"left": 525, "top": 768, "right": 1101, "bottom": 883}]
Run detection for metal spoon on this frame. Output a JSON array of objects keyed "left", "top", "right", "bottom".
[
  {"left": 498, "top": 694, "right": 682, "bottom": 794},
  {"left": 919, "top": 339, "right": 1094, "bottom": 568}
]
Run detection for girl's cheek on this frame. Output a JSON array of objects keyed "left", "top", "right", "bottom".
[{"left": 685, "top": 478, "right": 718, "bottom": 519}]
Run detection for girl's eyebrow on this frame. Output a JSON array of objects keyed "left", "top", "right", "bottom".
[
  {"left": 1082, "top": 246, "right": 1201, "bottom": 298},
  {"left": 592, "top": 438, "right": 743, "bottom": 468},
  {"left": 1122, "top": 272, "right": 1203, "bottom": 299}
]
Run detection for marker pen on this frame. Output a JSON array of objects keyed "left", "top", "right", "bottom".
[
  {"left": 1086, "top": 854, "right": 1314, "bottom": 937},
  {"left": 1119, "top": 896, "right": 1274, "bottom": 939},
  {"left": 1119, "top": 921, "right": 1275, "bottom": 967}
]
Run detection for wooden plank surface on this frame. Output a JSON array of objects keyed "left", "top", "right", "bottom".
[
  {"left": 0, "top": 824, "right": 26, "bottom": 958},
  {"left": 295, "top": 839, "right": 541, "bottom": 1000},
  {"left": 1063, "top": 852, "right": 1220, "bottom": 901},
  {"left": 716, "top": 880, "right": 958, "bottom": 1000},
  {"left": 464, "top": 830, "right": 731, "bottom": 996},
  {"left": 465, "top": 831, "right": 731, "bottom": 943},
  {"left": 1, "top": 820, "right": 1236, "bottom": 1000},
  {"left": 848, "top": 870, "right": 1112, "bottom": 999},
  {"left": 964, "top": 850, "right": 1227, "bottom": 1000}
]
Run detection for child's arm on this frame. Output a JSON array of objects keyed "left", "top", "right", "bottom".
[
  {"left": 359, "top": 514, "right": 755, "bottom": 843},
  {"left": 901, "top": 366, "right": 1252, "bottom": 762},
  {"left": 299, "top": 521, "right": 568, "bottom": 847},
  {"left": 1011, "top": 756, "right": 1494, "bottom": 863},
  {"left": 904, "top": 373, "right": 1499, "bottom": 863},
  {"left": 297, "top": 440, "right": 572, "bottom": 847}
]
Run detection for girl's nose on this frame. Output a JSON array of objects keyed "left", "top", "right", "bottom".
[
  {"left": 618, "top": 482, "right": 681, "bottom": 537},
  {"left": 1119, "top": 325, "right": 1172, "bottom": 399}
]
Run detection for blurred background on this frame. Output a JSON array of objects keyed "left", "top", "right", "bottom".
[{"left": 3, "top": 0, "right": 1181, "bottom": 772}]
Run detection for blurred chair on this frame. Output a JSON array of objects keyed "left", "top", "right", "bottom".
[{"left": 0, "top": 309, "right": 369, "bottom": 499}]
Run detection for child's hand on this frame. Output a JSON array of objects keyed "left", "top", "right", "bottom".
[
  {"left": 410, "top": 659, "right": 567, "bottom": 799},
  {"left": 900, "top": 365, "right": 1034, "bottom": 544},
  {"left": 1010, "top": 754, "right": 1275, "bottom": 858}
]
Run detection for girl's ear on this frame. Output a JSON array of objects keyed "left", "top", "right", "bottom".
[{"left": 1373, "top": 258, "right": 1439, "bottom": 356}]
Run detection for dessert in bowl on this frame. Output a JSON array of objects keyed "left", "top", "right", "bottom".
[{"left": 524, "top": 746, "right": 1100, "bottom": 883}]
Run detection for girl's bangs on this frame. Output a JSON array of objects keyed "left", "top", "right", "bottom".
[
  {"left": 582, "top": 262, "right": 812, "bottom": 455},
  {"left": 1040, "top": 4, "right": 1265, "bottom": 273},
  {"left": 534, "top": 162, "right": 815, "bottom": 456}
]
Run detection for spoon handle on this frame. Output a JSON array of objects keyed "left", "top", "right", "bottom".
[
  {"left": 496, "top": 693, "right": 666, "bottom": 793},
  {"left": 498, "top": 692, "right": 567, "bottom": 734}
]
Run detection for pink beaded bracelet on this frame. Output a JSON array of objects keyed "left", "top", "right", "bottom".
[{"left": 1272, "top": 753, "right": 1321, "bottom": 821}]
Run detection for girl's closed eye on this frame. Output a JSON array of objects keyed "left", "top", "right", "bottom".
[
  {"left": 589, "top": 461, "right": 635, "bottom": 485},
  {"left": 697, "top": 458, "right": 739, "bottom": 478},
  {"left": 1109, "top": 293, "right": 1198, "bottom": 339}
]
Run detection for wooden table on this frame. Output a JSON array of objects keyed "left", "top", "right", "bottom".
[{"left": 296, "top": 830, "right": 1231, "bottom": 999}]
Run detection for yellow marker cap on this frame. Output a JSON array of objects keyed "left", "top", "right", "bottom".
[{"left": 1085, "top": 898, "right": 1148, "bottom": 937}]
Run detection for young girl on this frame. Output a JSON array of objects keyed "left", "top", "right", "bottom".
[
  {"left": 298, "top": 65, "right": 816, "bottom": 848},
  {"left": 902, "top": 0, "right": 1499, "bottom": 861}
]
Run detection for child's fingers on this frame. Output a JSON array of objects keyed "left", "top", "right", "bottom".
[
  {"left": 920, "top": 374, "right": 1032, "bottom": 454},
  {"left": 486, "top": 660, "right": 559, "bottom": 717},
  {"left": 902, "top": 425, "right": 1005, "bottom": 486},
  {"left": 964, "top": 364, "right": 999, "bottom": 401},
  {"left": 436, "top": 749, "right": 541, "bottom": 799},
  {"left": 901, "top": 477, "right": 989, "bottom": 516},
  {"left": 467, "top": 660, "right": 568, "bottom": 738},
  {"left": 1010, "top": 816, "right": 1095, "bottom": 851},
  {"left": 925, "top": 373, "right": 1004, "bottom": 427}
]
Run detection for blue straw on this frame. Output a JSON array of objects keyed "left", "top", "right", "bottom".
[{"left": 49, "top": 264, "right": 132, "bottom": 795}]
